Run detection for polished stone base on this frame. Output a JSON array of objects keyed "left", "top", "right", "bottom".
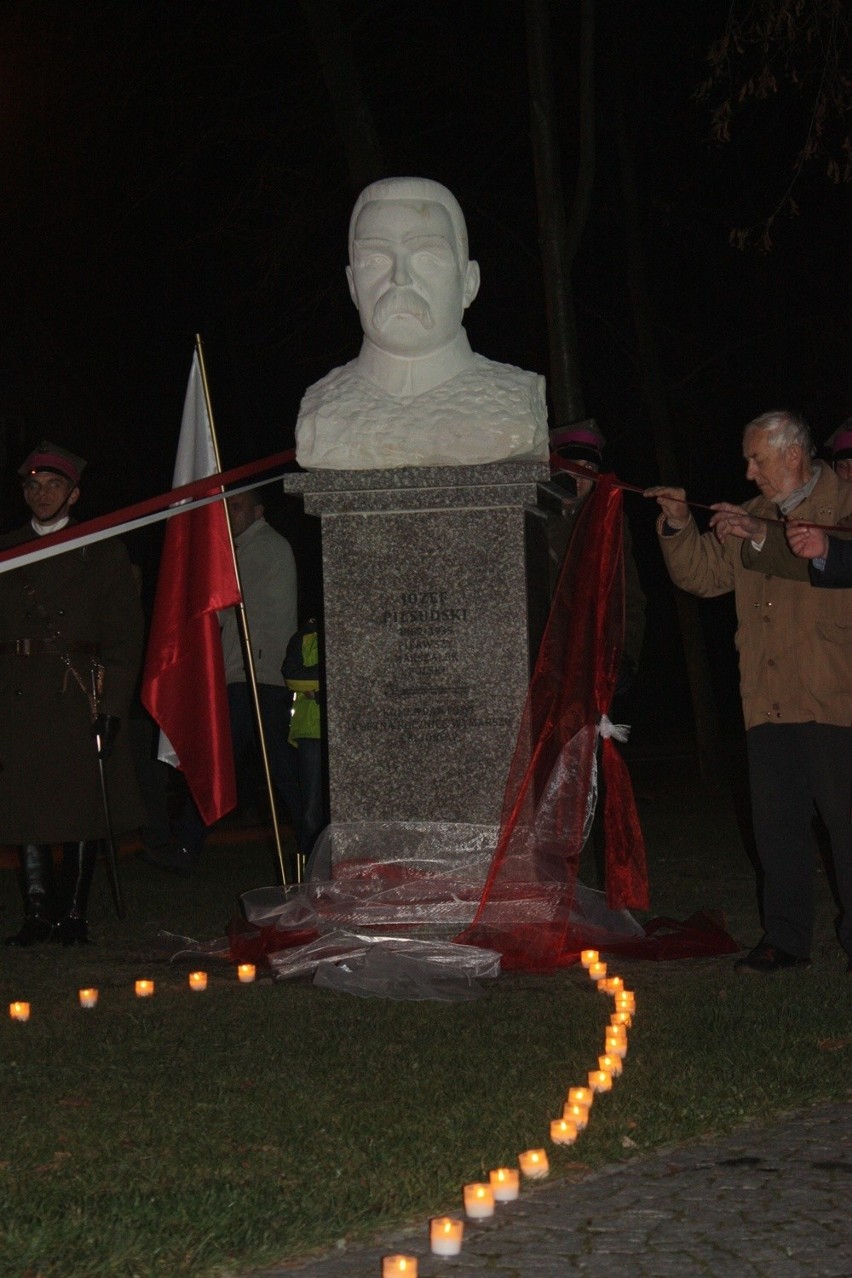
[{"left": 284, "top": 461, "right": 550, "bottom": 831}]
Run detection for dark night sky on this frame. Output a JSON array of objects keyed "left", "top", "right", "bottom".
[{"left": 0, "top": 0, "right": 849, "bottom": 741}]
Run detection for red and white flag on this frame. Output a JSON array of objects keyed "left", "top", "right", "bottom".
[{"left": 141, "top": 351, "right": 241, "bottom": 825}]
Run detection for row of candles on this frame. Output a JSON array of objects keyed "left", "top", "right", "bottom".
[
  {"left": 382, "top": 950, "right": 635, "bottom": 1274},
  {"left": 8, "top": 949, "right": 634, "bottom": 1274},
  {"left": 7, "top": 964, "right": 259, "bottom": 1020}
]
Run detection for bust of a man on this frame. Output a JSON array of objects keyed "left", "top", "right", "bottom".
[{"left": 295, "top": 176, "right": 548, "bottom": 470}]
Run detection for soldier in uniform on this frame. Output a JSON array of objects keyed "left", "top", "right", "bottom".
[{"left": 0, "top": 441, "right": 144, "bottom": 945}]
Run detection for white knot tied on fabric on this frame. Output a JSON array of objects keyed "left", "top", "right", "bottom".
[{"left": 597, "top": 714, "right": 630, "bottom": 743}]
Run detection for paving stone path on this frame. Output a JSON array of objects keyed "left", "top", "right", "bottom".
[{"left": 248, "top": 1100, "right": 852, "bottom": 1277}]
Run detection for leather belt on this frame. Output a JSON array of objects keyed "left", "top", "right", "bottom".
[{"left": 0, "top": 639, "right": 100, "bottom": 657}]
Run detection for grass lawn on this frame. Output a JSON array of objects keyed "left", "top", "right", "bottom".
[{"left": 1, "top": 776, "right": 850, "bottom": 1277}]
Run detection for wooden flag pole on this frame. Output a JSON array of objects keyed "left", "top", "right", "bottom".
[{"left": 194, "top": 335, "right": 291, "bottom": 886}]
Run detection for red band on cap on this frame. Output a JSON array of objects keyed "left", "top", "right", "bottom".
[
  {"left": 550, "top": 428, "right": 603, "bottom": 449},
  {"left": 831, "top": 430, "right": 852, "bottom": 455},
  {"left": 26, "top": 453, "right": 80, "bottom": 484}
]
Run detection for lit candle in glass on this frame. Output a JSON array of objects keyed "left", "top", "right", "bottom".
[
  {"left": 489, "top": 1167, "right": 519, "bottom": 1201},
  {"left": 606, "top": 976, "right": 624, "bottom": 995},
  {"left": 567, "top": 1086, "right": 593, "bottom": 1110},
  {"left": 78, "top": 988, "right": 98, "bottom": 1009},
  {"left": 611, "top": 1011, "right": 632, "bottom": 1028},
  {"left": 463, "top": 1182, "right": 495, "bottom": 1218},
  {"left": 606, "top": 1028, "right": 628, "bottom": 1059},
  {"left": 9, "top": 1001, "right": 30, "bottom": 1022},
  {"left": 188, "top": 971, "right": 208, "bottom": 992},
  {"left": 237, "top": 963, "right": 256, "bottom": 984},
  {"left": 430, "top": 1217, "right": 464, "bottom": 1255},
  {"left": 580, "top": 949, "right": 599, "bottom": 969},
  {"left": 616, "top": 990, "right": 636, "bottom": 1014},
  {"left": 135, "top": 979, "right": 155, "bottom": 998},
  {"left": 550, "top": 1118, "right": 578, "bottom": 1145},
  {"left": 518, "top": 1149, "right": 549, "bottom": 1179},
  {"left": 588, "top": 960, "right": 607, "bottom": 982},
  {"left": 382, "top": 1257, "right": 417, "bottom": 1277},
  {"left": 599, "top": 1052, "right": 623, "bottom": 1077},
  {"left": 563, "top": 1101, "right": 590, "bottom": 1130},
  {"left": 588, "top": 1068, "right": 613, "bottom": 1093}
]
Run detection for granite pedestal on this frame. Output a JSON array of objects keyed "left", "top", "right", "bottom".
[{"left": 283, "top": 462, "right": 550, "bottom": 858}]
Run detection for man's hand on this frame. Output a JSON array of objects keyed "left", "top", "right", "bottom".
[
  {"left": 644, "top": 485, "right": 689, "bottom": 530},
  {"left": 708, "top": 502, "right": 766, "bottom": 545},
  {"left": 785, "top": 521, "right": 829, "bottom": 561}
]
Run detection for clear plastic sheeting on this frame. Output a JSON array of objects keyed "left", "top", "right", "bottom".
[
  {"left": 243, "top": 821, "right": 505, "bottom": 941},
  {"left": 307, "top": 819, "right": 498, "bottom": 885},
  {"left": 150, "top": 926, "right": 232, "bottom": 961},
  {"left": 572, "top": 881, "right": 644, "bottom": 939},
  {"left": 270, "top": 930, "right": 501, "bottom": 1001},
  {"left": 241, "top": 816, "right": 641, "bottom": 945},
  {"left": 231, "top": 817, "right": 643, "bottom": 997},
  {"left": 242, "top": 823, "right": 511, "bottom": 1001}
]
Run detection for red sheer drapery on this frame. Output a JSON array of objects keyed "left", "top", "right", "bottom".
[
  {"left": 456, "top": 474, "right": 649, "bottom": 969},
  {"left": 223, "top": 474, "right": 738, "bottom": 973}
]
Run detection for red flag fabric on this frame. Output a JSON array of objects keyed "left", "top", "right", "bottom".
[{"left": 141, "top": 352, "right": 241, "bottom": 826}]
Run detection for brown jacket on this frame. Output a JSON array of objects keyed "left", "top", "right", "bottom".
[
  {"left": 0, "top": 524, "right": 145, "bottom": 843},
  {"left": 659, "top": 463, "right": 852, "bottom": 730},
  {"left": 740, "top": 519, "right": 852, "bottom": 586}
]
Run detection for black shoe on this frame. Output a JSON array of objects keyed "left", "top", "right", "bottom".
[
  {"left": 5, "top": 914, "right": 56, "bottom": 946},
  {"left": 735, "top": 939, "right": 811, "bottom": 974},
  {"left": 137, "top": 845, "right": 197, "bottom": 877},
  {"left": 58, "top": 916, "right": 89, "bottom": 946}
]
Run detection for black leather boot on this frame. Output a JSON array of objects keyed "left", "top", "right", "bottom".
[
  {"left": 57, "top": 841, "right": 100, "bottom": 945},
  {"left": 5, "top": 844, "right": 57, "bottom": 945}
]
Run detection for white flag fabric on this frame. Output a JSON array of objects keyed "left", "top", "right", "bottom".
[
  {"left": 171, "top": 354, "right": 219, "bottom": 488},
  {"left": 156, "top": 351, "right": 220, "bottom": 767}
]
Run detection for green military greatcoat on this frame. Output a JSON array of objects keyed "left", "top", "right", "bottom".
[{"left": 0, "top": 523, "right": 145, "bottom": 843}]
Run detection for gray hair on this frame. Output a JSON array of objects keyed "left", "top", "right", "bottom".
[
  {"left": 348, "top": 177, "right": 470, "bottom": 267},
  {"left": 743, "top": 410, "right": 815, "bottom": 457}
]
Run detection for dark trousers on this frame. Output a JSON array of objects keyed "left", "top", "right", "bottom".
[
  {"left": 129, "top": 716, "right": 172, "bottom": 854},
  {"left": 175, "top": 682, "right": 302, "bottom": 855},
  {"left": 294, "top": 737, "right": 324, "bottom": 858},
  {"left": 747, "top": 722, "right": 852, "bottom": 958}
]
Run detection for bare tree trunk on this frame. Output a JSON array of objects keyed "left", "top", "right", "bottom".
[
  {"left": 526, "top": 0, "right": 595, "bottom": 427},
  {"left": 612, "top": 36, "right": 725, "bottom": 790},
  {"left": 299, "top": 0, "right": 385, "bottom": 193}
]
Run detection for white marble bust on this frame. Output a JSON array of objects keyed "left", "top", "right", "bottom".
[{"left": 295, "top": 177, "right": 548, "bottom": 470}]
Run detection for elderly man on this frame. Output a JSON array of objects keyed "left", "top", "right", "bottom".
[
  {"left": 0, "top": 441, "right": 144, "bottom": 945},
  {"left": 647, "top": 410, "right": 852, "bottom": 976},
  {"left": 296, "top": 176, "right": 548, "bottom": 469},
  {"left": 144, "top": 488, "right": 301, "bottom": 875}
]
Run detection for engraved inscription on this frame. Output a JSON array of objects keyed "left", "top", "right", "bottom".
[{"left": 365, "top": 585, "right": 515, "bottom": 738}]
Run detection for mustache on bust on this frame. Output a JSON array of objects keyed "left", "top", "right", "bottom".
[{"left": 372, "top": 287, "right": 434, "bottom": 331}]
